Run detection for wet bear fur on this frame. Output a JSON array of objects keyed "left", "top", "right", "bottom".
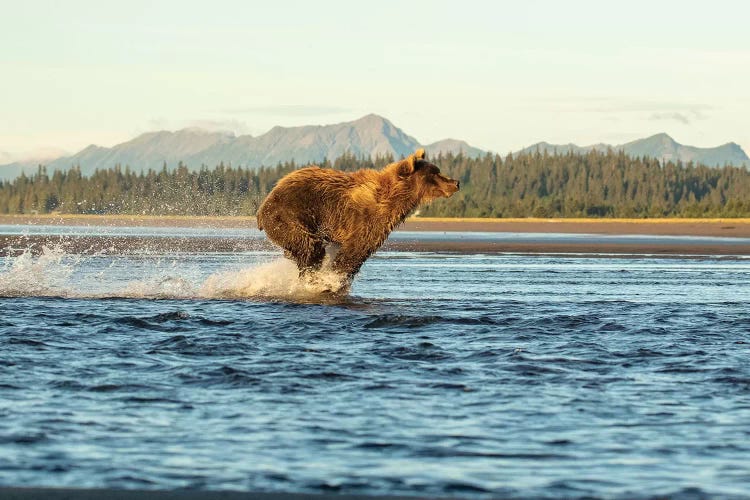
[{"left": 256, "top": 149, "right": 459, "bottom": 286}]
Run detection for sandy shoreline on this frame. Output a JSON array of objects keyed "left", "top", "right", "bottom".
[
  {"left": 2, "top": 214, "right": 750, "bottom": 238},
  {"left": 1, "top": 234, "right": 749, "bottom": 258},
  {"left": 2, "top": 215, "right": 750, "bottom": 256},
  {"left": 402, "top": 217, "right": 750, "bottom": 238}
]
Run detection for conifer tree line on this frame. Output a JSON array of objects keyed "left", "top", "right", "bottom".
[{"left": 0, "top": 150, "right": 749, "bottom": 217}]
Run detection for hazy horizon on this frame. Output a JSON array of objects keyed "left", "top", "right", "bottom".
[
  {"left": 3, "top": 113, "right": 749, "bottom": 165},
  {"left": 2, "top": 0, "right": 749, "bottom": 159}
]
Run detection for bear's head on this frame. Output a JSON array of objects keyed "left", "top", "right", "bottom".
[{"left": 387, "top": 148, "right": 460, "bottom": 202}]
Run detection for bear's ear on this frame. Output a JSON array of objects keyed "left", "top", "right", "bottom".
[
  {"left": 397, "top": 159, "right": 415, "bottom": 178},
  {"left": 399, "top": 148, "right": 426, "bottom": 177}
]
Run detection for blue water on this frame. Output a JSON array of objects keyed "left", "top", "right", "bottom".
[{"left": 1, "top": 227, "right": 750, "bottom": 499}]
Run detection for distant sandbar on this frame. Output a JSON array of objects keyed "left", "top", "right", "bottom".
[{"left": 1, "top": 214, "right": 750, "bottom": 238}]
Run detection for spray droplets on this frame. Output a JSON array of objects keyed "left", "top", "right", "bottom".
[
  {"left": 199, "top": 258, "right": 348, "bottom": 300},
  {"left": 0, "top": 244, "right": 348, "bottom": 301},
  {"left": 0, "top": 245, "right": 79, "bottom": 297}
]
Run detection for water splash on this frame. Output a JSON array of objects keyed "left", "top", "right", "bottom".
[
  {"left": 118, "top": 276, "right": 198, "bottom": 299},
  {"left": 199, "top": 258, "right": 348, "bottom": 300},
  {"left": 0, "top": 245, "right": 80, "bottom": 297},
  {"left": 0, "top": 244, "right": 347, "bottom": 301}
]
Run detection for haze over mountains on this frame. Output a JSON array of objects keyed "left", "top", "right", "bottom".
[
  {"left": 0, "top": 147, "right": 69, "bottom": 169},
  {"left": 0, "top": 115, "right": 485, "bottom": 180},
  {"left": 0, "top": 114, "right": 747, "bottom": 181},
  {"left": 520, "top": 133, "right": 749, "bottom": 167}
]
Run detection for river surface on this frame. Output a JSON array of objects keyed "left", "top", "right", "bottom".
[{"left": 1, "top": 226, "right": 749, "bottom": 499}]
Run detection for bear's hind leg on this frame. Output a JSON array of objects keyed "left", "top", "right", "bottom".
[
  {"left": 292, "top": 239, "right": 326, "bottom": 277},
  {"left": 263, "top": 215, "right": 326, "bottom": 276}
]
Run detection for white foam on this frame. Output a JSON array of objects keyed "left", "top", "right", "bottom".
[
  {"left": 0, "top": 244, "right": 348, "bottom": 301},
  {"left": 198, "top": 258, "right": 348, "bottom": 300},
  {"left": 0, "top": 245, "right": 79, "bottom": 297}
]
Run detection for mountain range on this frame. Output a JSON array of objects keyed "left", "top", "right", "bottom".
[
  {"left": 519, "top": 133, "right": 749, "bottom": 167},
  {"left": 0, "top": 114, "right": 747, "bottom": 181},
  {"left": 0, "top": 115, "right": 485, "bottom": 181}
]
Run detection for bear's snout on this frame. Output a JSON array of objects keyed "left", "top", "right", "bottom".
[{"left": 446, "top": 178, "right": 460, "bottom": 195}]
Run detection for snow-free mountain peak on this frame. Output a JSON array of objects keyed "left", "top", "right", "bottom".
[
  {"left": 2, "top": 115, "right": 748, "bottom": 181},
  {"left": 519, "top": 133, "right": 748, "bottom": 167}
]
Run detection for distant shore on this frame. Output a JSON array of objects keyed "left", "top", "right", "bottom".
[
  {"left": 2, "top": 214, "right": 750, "bottom": 238},
  {"left": 2, "top": 215, "right": 750, "bottom": 257}
]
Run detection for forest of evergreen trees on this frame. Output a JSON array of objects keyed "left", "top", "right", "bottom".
[{"left": 1, "top": 150, "right": 749, "bottom": 218}]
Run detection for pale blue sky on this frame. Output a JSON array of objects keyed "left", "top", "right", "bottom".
[{"left": 1, "top": 0, "right": 749, "bottom": 159}]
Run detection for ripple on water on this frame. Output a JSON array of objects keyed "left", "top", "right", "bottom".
[
  {"left": 0, "top": 249, "right": 749, "bottom": 498},
  {"left": 363, "top": 313, "right": 499, "bottom": 329}
]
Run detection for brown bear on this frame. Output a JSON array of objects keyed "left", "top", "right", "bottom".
[{"left": 256, "top": 148, "right": 459, "bottom": 287}]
